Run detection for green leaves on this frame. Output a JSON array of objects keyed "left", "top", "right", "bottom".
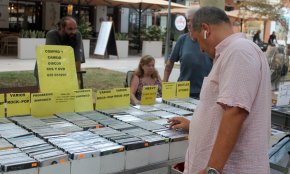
[
  {"left": 141, "top": 25, "right": 165, "bottom": 41},
  {"left": 19, "top": 30, "right": 46, "bottom": 38}
]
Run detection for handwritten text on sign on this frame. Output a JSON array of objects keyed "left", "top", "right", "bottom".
[
  {"left": 54, "top": 92, "right": 75, "bottom": 113},
  {"left": 74, "top": 89, "right": 94, "bottom": 112},
  {"left": 36, "top": 45, "right": 78, "bottom": 92},
  {"left": 31, "top": 93, "right": 55, "bottom": 117},
  {"left": 6, "top": 93, "right": 30, "bottom": 117},
  {"left": 0, "top": 94, "right": 4, "bottom": 117},
  {"left": 113, "top": 88, "right": 130, "bottom": 108},
  {"left": 95, "top": 89, "right": 114, "bottom": 110},
  {"left": 277, "top": 82, "right": 290, "bottom": 106},
  {"left": 141, "top": 86, "right": 158, "bottom": 105},
  {"left": 162, "top": 82, "right": 177, "bottom": 100},
  {"left": 176, "top": 81, "right": 190, "bottom": 99}
]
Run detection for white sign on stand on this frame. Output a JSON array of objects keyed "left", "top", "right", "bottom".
[
  {"left": 94, "top": 21, "right": 118, "bottom": 58},
  {"left": 276, "top": 82, "right": 290, "bottom": 106},
  {"left": 94, "top": 22, "right": 112, "bottom": 55}
]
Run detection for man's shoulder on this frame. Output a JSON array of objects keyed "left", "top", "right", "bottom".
[
  {"left": 46, "top": 30, "right": 59, "bottom": 37},
  {"left": 177, "top": 33, "right": 188, "bottom": 41}
]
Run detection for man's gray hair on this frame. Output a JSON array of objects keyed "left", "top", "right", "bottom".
[
  {"left": 191, "top": 7, "right": 230, "bottom": 32},
  {"left": 186, "top": 8, "right": 198, "bottom": 19}
]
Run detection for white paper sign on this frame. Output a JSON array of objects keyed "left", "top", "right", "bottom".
[
  {"left": 94, "top": 21, "right": 112, "bottom": 55},
  {"left": 276, "top": 82, "right": 290, "bottom": 106}
]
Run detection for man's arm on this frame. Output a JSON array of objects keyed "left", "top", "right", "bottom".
[
  {"left": 198, "top": 106, "right": 248, "bottom": 174},
  {"left": 163, "top": 60, "right": 174, "bottom": 82}
]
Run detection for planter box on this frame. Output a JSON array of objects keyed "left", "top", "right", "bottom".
[
  {"left": 18, "top": 38, "right": 46, "bottom": 59},
  {"left": 142, "top": 41, "right": 162, "bottom": 58},
  {"left": 116, "top": 40, "right": 129, "bottom": 58},
  {"left": 82, "top": 39, "right": 90, "bottom": 59}
]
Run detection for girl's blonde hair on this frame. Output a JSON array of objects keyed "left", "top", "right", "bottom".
[{"left": 134, "top": 55, "right": 158, "bottom": 79}]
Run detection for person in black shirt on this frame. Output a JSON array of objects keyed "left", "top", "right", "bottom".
[
  {"left": 268, "top": 31, "right": 277, "bottom": 46},
  {"left": 253, "top": 30, "right": 261, "bottom": 44}
]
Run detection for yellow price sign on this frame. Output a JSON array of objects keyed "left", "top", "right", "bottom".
[
  {"left": 54, "top": 92, "right": 75, "bottom": 114},
  {"left": 74, "top": 89, "right": 94, "bottom": 112},
  {"left": 162, "top": 82, "right": 177, "bottom": 100},
  {"left": 95, "top": 89, "right": 114, "bottom": 110},
  {"left": 0, "top": 94, "right": 4, "bottom": 117},
  {"left": 36, "top": 45, "right": 78, "bottom": 93},
  {"left": 113, "top": 88, "right": 130, "bottom": 108},
  {"left": 141, "top": 86, "right": 158, "bottom": 105},
  {"left": 6, "top": 93, "right": 30, "bottom": 117},
  {"left": 31, "top": 93, "right": 55, "bottom": 117},
  {"left": 176, "top": 81, "right": 190, "bottom": 99}
]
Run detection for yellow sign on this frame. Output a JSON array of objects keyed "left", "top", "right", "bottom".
[
  {"left": 6, "top": 93, "right": 30, "bottom": 117},
  {"left": 113, "top": 88, "right": 130, "bottom": 108},
  {"left": 162, "top": 82, "right": 177, "bottom": 100},
  {"left": 141, "top": 86, "right": 158, "bottom": 105},
  {"left": 36, "top": 45, "right": 78, "bottom": 93},
  {"left": 54, "top": 92, "right": 75, "bottom": 113},
  {"left": 74, "top": 89, "right": 94, "bottom": 112},
  {"left": 31, "top": 93, "right": 55, "bottom": 117},
  {"left": 0, "top": 94, "right": 4, "bottom": 117},
  {"left": 176, "top": 81, "right": 190, "bottom": 99},
  {"left": 95, "top": 89, "right": 114, "bottom": 110}
]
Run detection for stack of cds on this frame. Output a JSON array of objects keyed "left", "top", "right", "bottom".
[
  {"left": 0, "top": 147, "right": 38, "bottom": 172},
  {"left": 8, "top": 135, "right": 68, "bottom": 167},
  {"left": 55, "top": 112, "right": 102, "bottom": 130},
  {"left": 48, "top": 131, "right": 124, "bottom": 158},
  {"left": 91, "top": 127, "right": 147, "bottom": 151},
  {"left": 122, "top": 128, "right": 169, "bottom": 146},
  {"left": 271, "top": 105, "right": 290, "bottom": 128},
  {"left": 0, "top": 119, "right": 31, "bottom": 139},
  {"left": 153, "top": 103, "right": 193, "bottom": 116},
  {"left": 155, "top": 129, "right": 188, "bottom": 142},
  {"left": 128, "top": 120, "right": 167, "bottom": 132},
  {"left": 163, "top": 99, "right": 198, "bottom": 112},
  {"left": 10, "top": 116, "right": 81, "bottom": 138}
]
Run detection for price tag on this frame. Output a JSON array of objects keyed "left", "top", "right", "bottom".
[
  {"left": 54, "top": 92, "right": 75, "bottom": 113},
  {"left": 113, "top": 88, "right": 130, "bottom": 108},
  {"left": 141, "top": 86, "right": 158, "bottom": 105},
  {"left": 74, "top": 89, "right": 94, "bottom": 112},
  {"left": 162, "top": 82, "right": 177, "bottom": 100},
  {"left": 6, "top": 93, "right": 30, "bottom": 117},
  {"left": 95, "top": 89, "right": 114, "bottom": 110},
  {"left": 0, "top": 94, "right": 4, "bottom": 117},
  {"left": 276, "top": 82, "right": 290, "bottom": 106},
  {"left": 36, "top": 45, "right": 78, "bottom": 92},
  {"left": 31, "top": 93, "right": 55, "bottom": 117},
  {"left": 176, "top": 81, "right": 190, "bottom": 99}
]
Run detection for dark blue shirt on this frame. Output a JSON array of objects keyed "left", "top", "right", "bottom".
[{"left": 170, "top": 33, "right": 212, "bottom": 97}]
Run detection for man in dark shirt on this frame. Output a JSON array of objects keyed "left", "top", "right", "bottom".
[
  {"left": 34, "top": 16, "right": 85, "bottom": 86},
  {"left": 163, "top": 8, "right": 212, "bottom": 98},
  {"left": 253, "top": 30, "right": 262, "bottom": 44},
  {"left": 268, "top": 31, "right": 277, "bottom": 46}
]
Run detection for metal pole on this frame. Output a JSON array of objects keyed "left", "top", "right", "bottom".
[
  {"left": 164, "top": 0, "right": 171, "bottom": 61},
  {"left": 77, "top": 0, "right": 81, "bottom": 22},
  {"left": 138, "top": 4, "right": 142, "bottom": 53}
]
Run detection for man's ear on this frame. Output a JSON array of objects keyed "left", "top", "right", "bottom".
[{"left": 201, "top": 23, "right": 210, "bottom": 38}]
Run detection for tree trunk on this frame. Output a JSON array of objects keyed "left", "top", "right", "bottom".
[{"left": 199, "top": 0, "right": 225, "bottom": 10}]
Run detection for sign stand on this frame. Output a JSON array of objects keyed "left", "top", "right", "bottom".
[{"left": 94, "top": 21, "right": 118, "bottom": 59}]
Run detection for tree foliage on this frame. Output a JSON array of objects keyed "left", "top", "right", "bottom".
[{"left": 238, "top": 0, "right": 288, "bottom": 31}]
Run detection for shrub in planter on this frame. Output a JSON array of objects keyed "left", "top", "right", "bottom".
[
  {"left": 141, "top": 26, "right": 165, "bottom": 57},
  {"left": 116, "top": 33, "right": 129, "bottom": 58}
]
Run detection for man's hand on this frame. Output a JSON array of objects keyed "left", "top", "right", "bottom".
[{"left": 168, "top": 117, "right": 190, "bottom": 132}]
